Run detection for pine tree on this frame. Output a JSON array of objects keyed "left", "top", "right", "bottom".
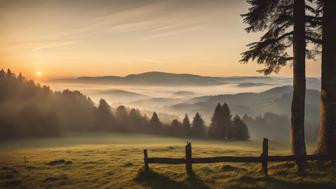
[
  {"left": 115, "top": 105, "right": 128, "bottom": 131},
  {"left": 98, "top": 99, "right": 112, "bottom": 114},
  {"left": 241, "top": 0, "right": 316, "bottom": 159},
  {"left": 170, "top": 119, "right": 182, "bottom": 137},
  {"left": 0, "top": 69, "right": 5, "bottom": 78},
  {"left": 231, "top": 115, "right": 250, "bottom": 141},
  {"left": 129, "top": 108, "right": 145, "bottom": 132},
  {"left": 150, "top": 112, "right": 162, "bottom": 133},
  {"left": 221, "top": 103, "right": 232, "bottom": 139},
  {"left": 208, "top": 103, "right": 223, "bottom": 139},
  {"left": 191, "top": 112, "right": 206, "bottom": 138},
  {"left": 182, "top": 114, "right": 192, "bottom": 137},
  {"left": 6, "top": 69, "right": 13, "bottom": 77},
  {"left": 96, "top": 99, "right": 114, "bottom": 131},
  {"left": 18, "top": 73, "right": 24, "bottom": 81}
]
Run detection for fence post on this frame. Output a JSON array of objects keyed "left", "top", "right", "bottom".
[
  {"left": 144, "top": 149, "right": 149, "bottom": 171},
  {"left": 261, "top": 138, "right": 269, "bottom": 176},
  {"left": 185, "top": 142, "right": 193, "bottom": 176}
]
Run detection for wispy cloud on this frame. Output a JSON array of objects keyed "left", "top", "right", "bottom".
[
  {"left": 32, "top": 41, "right": 78, "bottom": 51},
  {"left": 141, "top": 26, "right": 203, "bottom": 40}
]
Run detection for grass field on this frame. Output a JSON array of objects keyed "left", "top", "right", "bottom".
[{"left": 0, "top": 133, "right": 335, "bottom": 189}]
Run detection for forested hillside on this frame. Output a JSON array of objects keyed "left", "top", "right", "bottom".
[{"left": 0, "top": 69, "right": 249, "bottom": 141}]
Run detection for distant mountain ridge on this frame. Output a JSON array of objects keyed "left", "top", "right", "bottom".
[
  {"left": 98, "top": 89, "right": 146, "bottom": 97},
  {"left": 54, "top": 71, "right": 274, "bottom": 86}
]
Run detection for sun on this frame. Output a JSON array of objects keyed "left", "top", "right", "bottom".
[{"left": 36, "top": 71, "right": 42, "bottom": 77}]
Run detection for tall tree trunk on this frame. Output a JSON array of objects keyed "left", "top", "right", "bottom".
[
  {"left": 291, "top": 0, "right": 307, "bottom": 162},
  {"left": 316, "top": 0, "right": 336, "bottom": 155}
]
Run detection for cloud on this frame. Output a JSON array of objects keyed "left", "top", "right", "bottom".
[
  {"left": 141, "top": 26, "right": 203, "bottom": 40},
  {"left": 32, "top": 41, "right": 78, "bottom": 51}
]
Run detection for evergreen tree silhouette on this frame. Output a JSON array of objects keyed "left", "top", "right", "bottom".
[
  {"left": 182, "top": 114, "right": 192, "bottom": 137},
  {"left": 221, "top": 103, "right": 232, "bottom": 139},
  {"left": 150, "top": 112, "right": 162, "bottom": 134},
  {"left": 115, "top": 105, "right": 128, "bottom": 131},
  {"left": 208, "top": 103, "right": 224, "bottom": 139},
  {"left": 191, "top": 112, "right": 206, "bottom": 138},
  {"left": 240, "top": 0, "right": 321, "bottom": 159},
  {"left": 129, "top": 108, "right": 147, "bottom": 132},
  {"left": 231, "top": 115, "right": 249, "bottom": 140},
  {"left": 96, "top": 99, "right": 114, "bottom": 131},
  {"left": 170, "top": 119, "right": 182, "bottom": 137}
]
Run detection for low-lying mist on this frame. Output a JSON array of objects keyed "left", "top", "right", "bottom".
[
  {"left": 43, "top": 73, "right": 321, "bottom": 142},
  {"left": 0, "top": 70, "right": 321, "bottom": 142}
]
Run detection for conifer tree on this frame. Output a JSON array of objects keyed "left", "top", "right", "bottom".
[
  {"left": 221, "top": 103, "right": 232, "bottom": 139},
  {"left": 231, "top": 115, "right": 250, "bottom": 140},
  {"left": 170, "top": 119, "right": 182, "bottom": 137},
  {"left": 182, "top": 114, "right": 192, "bottom": 137},
  {"left": 241, "top": 0, "right": 314, "bottom": 160},
  {"left": 115, "top": 105, "right": 128, "bottom": 131},
  {"left": 96, "top": 99, "right": 114, "bottom": 130},
  {"left": 129, "top": 108, "right": 146, "bottom": 132},
  {"left": 208, "top": 103, "right": 223, "bottom": 139},
  {"left": 150, "top": 112, "right": 162, "bottom": 133},
  {"left": 191, "top": 112, "right": 206, "bottom": 138}
]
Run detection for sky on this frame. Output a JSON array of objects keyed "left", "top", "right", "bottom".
[{"left": 0, "top": 0, "right": 321, "bottom": 80}]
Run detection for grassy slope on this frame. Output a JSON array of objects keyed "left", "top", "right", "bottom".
[{"left": 0, "top": 133, "right": 335, "bottom": 189}]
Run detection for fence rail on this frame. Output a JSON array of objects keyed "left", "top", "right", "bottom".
[{"left": 143, "top": 138, "right": 336, "bottom": 176}]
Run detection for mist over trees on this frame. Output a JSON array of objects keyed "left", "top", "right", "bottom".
[
  {"left": 182, "top": 114, "right": 192, "bottom": 137},
  {"left": 0, "top": 70, "right": 250, "bottom": 141},
  {"left": 208, "top": 103, "right": 249, "bottom": 140},
  {"left": 242, "top": 112, "right": 318, "bottom": 142},
  {"left": 191, "top": 112, "right": 207, "bottom": 138}
]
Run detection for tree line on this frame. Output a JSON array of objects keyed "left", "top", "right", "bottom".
[
  {"left": 0, "top": 69, "right": 249, "bottom": 141},
  {"left": 242, "top": 112, "right": 318, "bottom": 142},
  {"left": 241, "top": 0, "right": 336, "bottom": 168}
]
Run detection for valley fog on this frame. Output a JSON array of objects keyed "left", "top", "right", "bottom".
[
  {"left": 42, "top": 74, "right": 321, "bottom": 142},
  {"left": 44, "top": 81, "right": 278, "bottom": 116}
]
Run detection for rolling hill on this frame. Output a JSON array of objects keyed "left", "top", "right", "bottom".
[
  {"left": 52, "top": 71, "right": 274, "bottom": 86},
  {"left": 169, "top": 86, "right": 319, "bottom": 120}
]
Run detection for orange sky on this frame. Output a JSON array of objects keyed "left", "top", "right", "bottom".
[{"left": 0, "top": 0, "right": 321, "bottom": 80}]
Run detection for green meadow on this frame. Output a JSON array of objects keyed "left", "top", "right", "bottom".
[{"left": 0, "top": 133, "right": 335, "bottom": 189}]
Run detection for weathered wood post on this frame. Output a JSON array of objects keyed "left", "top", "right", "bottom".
[
  {"left": 185, "top": 142, "right": 193, "bottom": 176},
  {"left": 144, "top": 149, "right": 149, "bottom": 171},
  {"left": 261, "top": 138, "right": 269, "bottom": 176}
]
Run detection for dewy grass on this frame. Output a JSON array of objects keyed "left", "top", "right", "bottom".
[{"left": 0, "top": 133, "right": 335, "bottom": 189}]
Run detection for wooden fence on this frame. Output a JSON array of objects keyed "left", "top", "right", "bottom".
[{"left": 143, "top": 138, "right": 336, "bottom": 176}]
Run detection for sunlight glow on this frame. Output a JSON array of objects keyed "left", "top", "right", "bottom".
[{"left": 36, "top": 71, "right": 42, "bottom": 77}]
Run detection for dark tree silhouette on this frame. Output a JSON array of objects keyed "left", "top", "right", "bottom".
[
  {"left": 150, "top": 112, "right": 162, "bottom": 133},
  {"left": 316, "top": 0, "right": 336, "bottom": 155},
  {"left": 115, "top": 105, "right": 129, "bottom": 131},
  {"left": 241, "top": 0, "right": 314, "bottom": 161},
  {"left": 208, "top": 103, "right": 232, "bottom": 139},
  {"left": 231, "top": 115, "right": 250, "bottom": 140},
  {"left": 95, "top": 99, "right": 115, "bottom": 131},
  {"left": 208, "top": 103, "right": 224, "bottom": 139},
  {"left": 129, "top": 108, "right": 148, "bottom": 132},
  {"left": 182, "top": 114, "right": 192, "bottom": 137},
  {"left": 191, "top": 112, "right": 206, "bottom": 138},
  {"left": 170, "top": 119, "right": 182, "bottom": 137},
  {"left": 15, "top": 104, "right": 60, "bottom": 138},
  {"left": 221, "top": 103, "right": 233, "bottom": 139}
]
